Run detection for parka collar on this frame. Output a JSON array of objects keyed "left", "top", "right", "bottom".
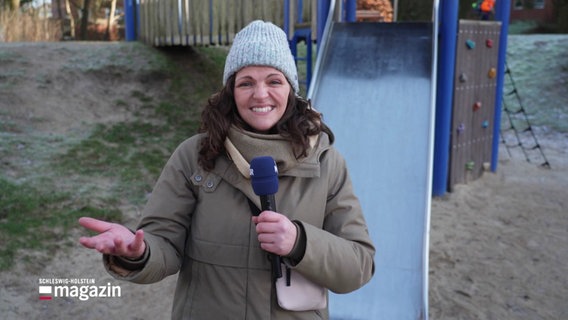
[{"left": 224, "top": 126, "right": 331, "bottom": 179}]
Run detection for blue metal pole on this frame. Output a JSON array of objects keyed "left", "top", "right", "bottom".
[
  {"left": 317, "top": 0, "right": 330, "bottom": 48},
  {"left": 491, "top": 0, "right": 511, "bottom": 172},
  {"left": 124, "top": 0, "right": 136, "bottom": 41},
  {"left": 432, "top": 0, "right": 459, "bottom": 196},
  {"left": 345, "top": 0, "right": 356, "bottom": 22}
]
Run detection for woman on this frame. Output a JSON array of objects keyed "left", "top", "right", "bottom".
[{"left": 79, "top": 20, "right": 375, "bottom": 319}]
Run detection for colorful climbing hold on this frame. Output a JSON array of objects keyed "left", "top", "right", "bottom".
[
  {"left": 457, "top": 123, "right": 465, "bottom": 134},
  {"left": 473, "top": 101, "right": 482, "bottom": 111},
  {"left": 466, "top": 39, "right": 476, "bottom": 49},
  {"left": 466, "top": 161, "right": 475, "bottom": 171},
  {"left": 460, "top": 73, "right": 468, "bottom": 83},
  {"left": 482, "top": 120, "right": 489, "bottom": 128},
  {"left": 486, "top": 39, "right": 494, "bottom": 48},
  {"left": 488, "top": 67, "right": 497, "bottom": 79}
]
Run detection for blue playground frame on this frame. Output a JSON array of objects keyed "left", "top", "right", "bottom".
[{"left": 124, "top": 0, "right": 511, "bottom": 196}]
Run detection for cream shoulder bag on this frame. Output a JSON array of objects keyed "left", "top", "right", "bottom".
[{"left": 276, "top": 264, "right": 327, "bottom": 311}]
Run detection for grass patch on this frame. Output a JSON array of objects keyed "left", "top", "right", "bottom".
[
  {"left": 55, "top": 121, "right": 173, "bottom": 203},
  {"left": 55, "top": 103, "right": 201, "bottom": 203},
  {"left": 0, "top": 50, "right": 19, "bottom": 63},
  {"left": 0, "top": 178, "right": 121, "bottom": 270},
  {"left": 65, "top": 42, "right": 172, "bottom": 73},
  {"left": 54, "top": 46, "right": 223, "bottom": 204},
  {"left": 0, "top": 44, "right": 227, "bottom": 271}
]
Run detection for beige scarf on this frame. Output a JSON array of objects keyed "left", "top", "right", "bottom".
[{"left": 224, "top": 126, "right": 320, "bottom": 179}]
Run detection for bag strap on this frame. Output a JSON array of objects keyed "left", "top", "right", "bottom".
[{"left": 247, "top": 198, "right": 261, "bottom": 216}]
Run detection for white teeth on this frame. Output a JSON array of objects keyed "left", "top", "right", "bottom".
[{"left": 251, "top": 107, "right": 272, "bottom": 113}]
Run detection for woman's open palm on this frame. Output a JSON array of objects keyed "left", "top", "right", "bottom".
[{"left": 78, "top": 217, "right": 146, "bottom": 259}]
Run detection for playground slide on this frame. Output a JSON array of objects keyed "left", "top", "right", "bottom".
[{"left": 308, "top": 22, "right": 436, "bottom": 319}]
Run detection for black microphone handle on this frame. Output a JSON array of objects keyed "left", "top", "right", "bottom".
[
  {"left": 259, "top": 194, "right": 282, "bottom": 280},
  {"left": 259, "top": 194, "right": 277, "bottom": 212}
]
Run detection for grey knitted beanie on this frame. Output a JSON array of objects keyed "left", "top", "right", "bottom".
[{"left": 223, "top": 20, "right": 299, "bottom": 94}]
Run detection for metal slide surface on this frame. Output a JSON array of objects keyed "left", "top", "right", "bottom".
[{"left": 309, "top": 22, "right": 435, "bottom": 319}]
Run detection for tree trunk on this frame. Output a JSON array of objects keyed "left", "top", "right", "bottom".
[
  {"left": 9, "top": 0, "right": 21, "bottom": 11},
  {"left": 80, "top": 0, "right": 91, "bottom": 40},
  {"left": 105, "top": 0, "right": 117, "bottom": 40},
  {"left": 64, "top": 0, "right": 76, "bottom": 39},
  {"left": 56, "top": 0, "right": 65, "bottom": 36},
  {"left": 43, "top": 0, "right": 49, "bottom": 40}
]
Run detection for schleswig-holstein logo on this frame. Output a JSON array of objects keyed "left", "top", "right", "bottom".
[{"left": 38, "top": 278, "right": 121, "bottom": 301}]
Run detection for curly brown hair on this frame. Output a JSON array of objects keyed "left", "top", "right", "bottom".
[{"left": 197, "top": 75, "right": 334, "bottom": 171}]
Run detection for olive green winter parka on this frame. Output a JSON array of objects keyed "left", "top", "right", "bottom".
[{"left": 104, "top": 128, "right": 375, "bottom": 320}]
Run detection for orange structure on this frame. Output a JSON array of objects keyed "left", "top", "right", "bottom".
[{"left": 356, "top": 0, "right": 394, "bottom": 22}]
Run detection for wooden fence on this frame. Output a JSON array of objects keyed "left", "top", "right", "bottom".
[{"left": 138, "top": 0, "right": 317, "bottom": 46}]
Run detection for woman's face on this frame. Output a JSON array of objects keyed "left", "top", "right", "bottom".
[{"left": 234, "top": 66, "right": 291, "bottom": 133}]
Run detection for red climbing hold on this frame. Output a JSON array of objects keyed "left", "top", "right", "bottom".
[{"left": 473, "top": 101, "right": 482, "bottom": 111}]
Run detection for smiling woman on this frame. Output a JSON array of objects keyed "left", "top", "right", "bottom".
[{"left": 78, "top": 20, "right": 375, "bottom": 320}]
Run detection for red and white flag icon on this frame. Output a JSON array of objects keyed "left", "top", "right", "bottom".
[{"left": 39, "top": 286, "right": 52, "bottom": 300}]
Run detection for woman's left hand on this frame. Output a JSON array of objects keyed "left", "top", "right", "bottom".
[{"left": 252, "top": 211, "right": 297, "bottom": 256}]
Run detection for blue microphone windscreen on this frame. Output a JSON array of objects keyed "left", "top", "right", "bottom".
[{"left": 250, "top": 156, "right": 279, "bottom": 196}]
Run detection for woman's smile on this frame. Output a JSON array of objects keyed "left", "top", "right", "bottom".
[{"left": 251, "top": 106, "right": 274, "bottom": 113}]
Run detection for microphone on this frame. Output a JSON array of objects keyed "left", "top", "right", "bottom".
[{"left": 250, "top": 156, "right": 282, "bottom": 280}]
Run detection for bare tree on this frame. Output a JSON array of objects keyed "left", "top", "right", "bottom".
[
  {"left": 79, "top": 0, "right": 90, "bottom": 39},
  {"left": 65, "top": 0, "right": 76, "bottom": 39},
  {"left": 105, "top": 0, "right": 117, "bottom": 40},
  {"left": 9, "top": 0, "right": 20, "bottom": 10}
]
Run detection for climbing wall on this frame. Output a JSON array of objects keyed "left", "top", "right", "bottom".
[{"left": 449, "top": 20, "right": 501, "bottom": 190}]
